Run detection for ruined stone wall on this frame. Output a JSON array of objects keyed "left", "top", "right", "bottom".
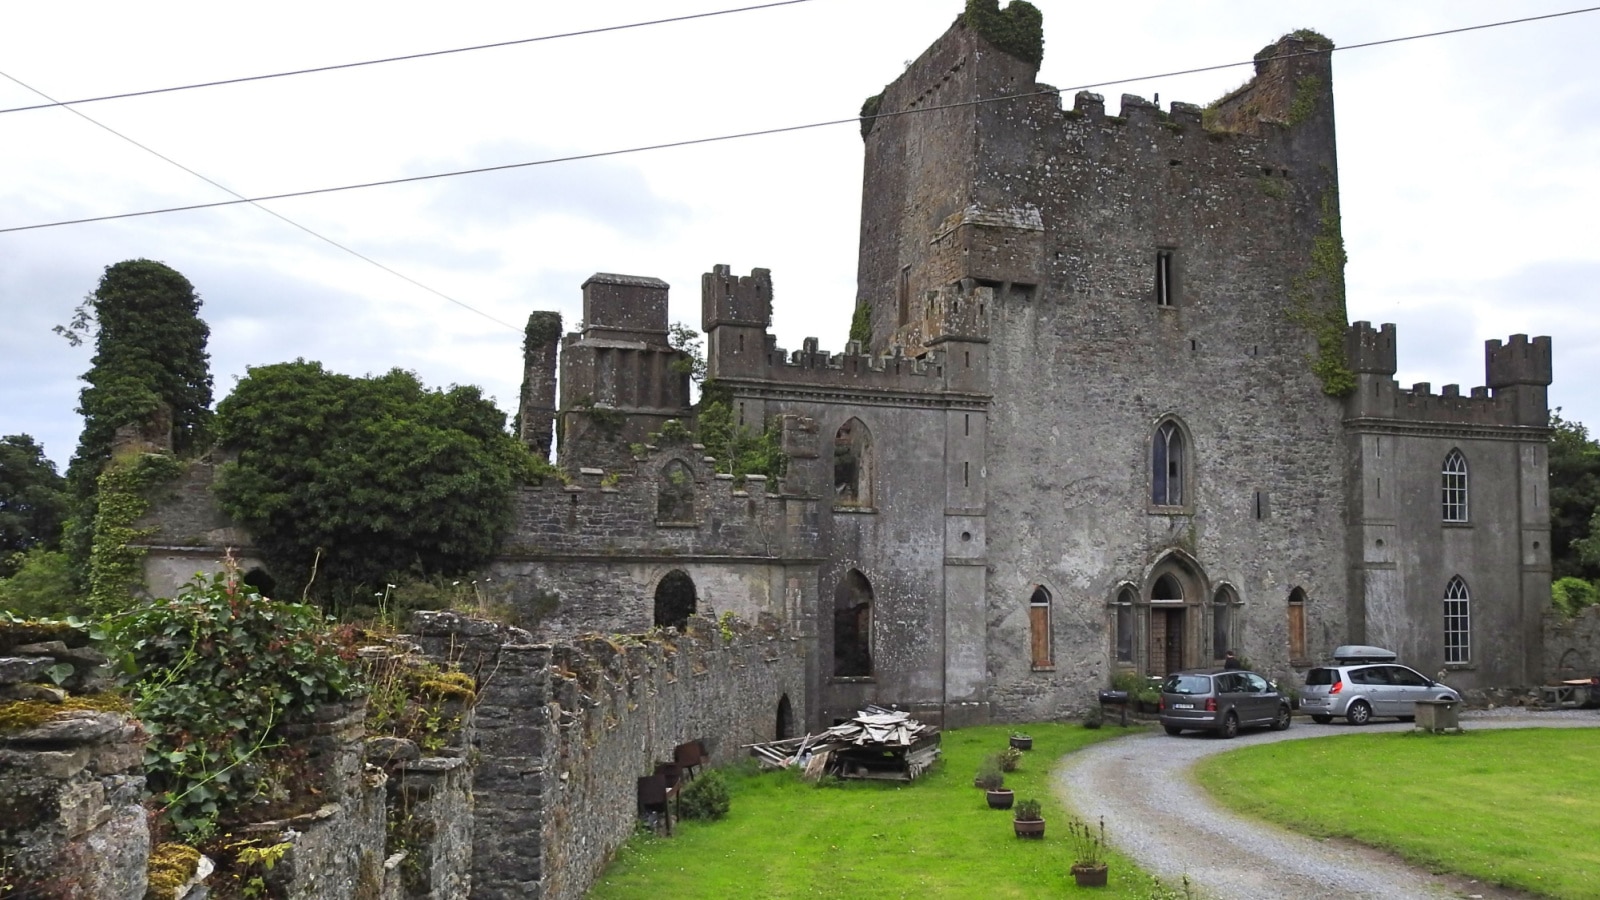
[
  {"left": 438, "top": 612, "right": 805, "bottom": 900},
  {"left": 132, "top": 454, "right": 266, "bottom": 600},
  {"left": 1545, "top": 606, "right": 1600, "bottom": 681}
]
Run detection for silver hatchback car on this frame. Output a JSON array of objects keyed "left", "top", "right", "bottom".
[
  {"left": 1298, "top": 646, "right": 1462, "bottom": 725},
  {"left": 1159, "top": 670, "right": 1292, "bottom": 738}
]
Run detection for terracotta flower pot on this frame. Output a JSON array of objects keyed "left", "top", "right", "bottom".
[
  {"left": 985, "top": 788, "right": 1014, "bottom": 809},
  {"left": 1013, "top": 817, "right": 1045, "bottom": 839},
  {"left": 1071, "top": 863, "right": 1108, "bottom": 887}
]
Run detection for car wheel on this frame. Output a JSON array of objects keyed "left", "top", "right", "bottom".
[
  {"left": 1346, "top": 700, "right": 1372, "bottom": 726},
  {"left": 1272, "top": 704, "right": 1292, "bottom": 731},
  {"left": 1163, "top": 725, "right": 1183, "bottom": 736},
  {"left": 1311, "top": 715, "right": 1333, "bottom": 724},
  {"left": 1220, "top": 712, "right": 1239, "bottom": 739}
]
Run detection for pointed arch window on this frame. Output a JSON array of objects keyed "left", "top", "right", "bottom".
[
  {"left": 1151, "top": 420, "right": 1186, "bottom": 507},
  {"left": 1287, "top": 588, "right": 1307, "bottom": 663},
  {"left": 833, "top": 570, "right": 874, "bottom": 677},
  {"left": 834, "top": 418, "right": 873, "bottom": 507},
  {"left": 1442, "top": 449, "right": 1469, "bottom": 522},
  {"left": 1444, "top": 577, "right": 1471, "bottom": 664},
  {"left": 657, "top": 459, "right": 696, "bottom": 523},
  {"left": 1114, "top": 587, "right": 1136, "bottom": 663},
  {"left": 1212, "top": 586, "right": 1237, "bottom": 661},
  {"left": 1029, "top": 587, "right": 1053, "bottom": 669}
]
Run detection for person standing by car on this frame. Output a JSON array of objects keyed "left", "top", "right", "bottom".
[{"left": 1223, "top": 650, "right": 1243, "bottom": 670}]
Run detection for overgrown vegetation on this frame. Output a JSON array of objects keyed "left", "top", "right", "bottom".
[
  {"left": 668, "top": 322, "right": 708, "bottom": 384},
  {"left": 963, "top": 0, "right": 1044, "bottom": 68},
  {"left": 1286, "top": 75, "right": 1323, "bottom": 126},
  {"left": 1254, "top": 28, "right": 1334, "bottom": 63},
  {"left": 859, "top": 92, "right": 885, "bottom": 139},
  {"left": 677, "top": 769, "right": 732, "bottom": 820},
  {"left": 85, "top": 451, "right": 184, "bottom": 613},
  {"left": 694, "top": 385, "right": 785, "bottom": 483},
  {"left": 0, "top": 547, "right": 79, "bottom": 619},
  {"left": 591, "top": 723, "right": 1186, "bottom": 899},
  {"left": 362, "top": 652, "right": 475, "bottom": 756},
  {"left": 1287, "top": 190, "right": 1356, "bottom": 397},
  {"left": 102, "top": 568, "right": 361, "bottom": 837},
  {"left": 213, "top": 361, "right": 537, "bottom": 609},
  {"left": 1552, "top": 411, "right": 1600, "bottom": 583},
  {"left": 0, "top": 434, "right": 69, "bottom": 578},
  {"left": 1199, "top": 729, "right": 1600, "bottom": 898},
  {"left": 848, "top": 302, "right": 872, "bottom": 346}
]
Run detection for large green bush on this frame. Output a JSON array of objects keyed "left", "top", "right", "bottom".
[
  {"left": 102, "top": 569, "right": 361, "bottom": 836},
  {"left": 678, "top": 769, "right": 731, "bottom": 821}
]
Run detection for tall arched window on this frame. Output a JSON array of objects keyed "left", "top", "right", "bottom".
[
  {"left": 1151, "top": 420, "right": 1186, "bottom": 506},
  {"left": 833, "top": 569, "right": 874, "bottom": 676},
  {"left": 657, "top": 459, "right": 695, "bottom": 523},
  {"left": 653, "top": 570, "right": 697, "bottom": 630},
  {"left": 1444, "top": 577, "right": 1471, "bottom": 664},
  {"left": 834, "top": 418, "right": 873, "bottom": 507},
  {"left": 1028, "top": 587, "right": 1053, "bottom": 669},
  {"left": 1212, "top": 586, "right": 1237, "bottom": 661},
  {"left": 1287, "top": 588, "right": 1307, "bottom": 662},
  {"left": 1114, "top": 587, "right": 1136, "bottom": 663},
  {"left": 1442, "top": 449, "right": 1469, "bottom": 522}
]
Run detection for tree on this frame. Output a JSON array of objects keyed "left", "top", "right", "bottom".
[
  {"left": 1549, "top": 411, "right": 1600, "bottom": 581},
  {"left": 0, "top": 434, "right": 69, "bottom": 577},
  {"left": 213, "top": 361, "right": 533, "bottom": 606}
]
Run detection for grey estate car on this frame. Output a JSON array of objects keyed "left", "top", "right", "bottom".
[
  {"left": 1159, "top": 670, "right": 1292, "bottom": 738},
  {"left": 1298, "top": 646, "right": 1462, "bottom": 725}
]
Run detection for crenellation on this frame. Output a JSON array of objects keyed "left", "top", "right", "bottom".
[
  {"left": 1486, "top": 334, "right": 1554, "bottom": 387},
  {"left": 1073, "top": 90, "right": 1105, "bottom": 118}
]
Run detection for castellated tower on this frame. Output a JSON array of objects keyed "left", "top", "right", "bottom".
[{"left": 856, "top": 8, "right": 1351, "bottom": 719}]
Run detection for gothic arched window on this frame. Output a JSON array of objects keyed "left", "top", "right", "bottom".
[
  {"left": 834, "top": 418, "right": 873, "bottom": 507},
  {"left": 833, "top": 569, "right": 874, "bottom": 677},
  {"left": 1442, "top": 449, "right": 1469, "bottom": 523},
  {"left": 1028, "top": 587, "right": 1052, "bottom": 669},
  {"left": 1444, "top": 577, "right": 1471, "bottom": 664},
  {"left": 1151, "top": 420, "right": 1186, "bottom": 507},
  {"left": 1287, "top": 587, "right": 1308, "bottom": 662},
  {"left": 657, "top": 459, "right": 696, "bottom": 523}
]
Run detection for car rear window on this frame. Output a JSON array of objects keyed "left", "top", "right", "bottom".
[
  {"left": 1164, "top": 674, "right": 1212, "bottom": 695},
  {"left": 1306, "top": 668, "right": 1340, "bottom": 686}
]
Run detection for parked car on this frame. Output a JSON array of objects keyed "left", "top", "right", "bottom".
[
  {"left": 1158, "top": 669, "right": 1292, "bottom": 738},
  {"left": 1298, "top": 645, "right": 1462, "bottom": 725}
]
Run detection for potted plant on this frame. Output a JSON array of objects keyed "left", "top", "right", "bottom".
[
  {"left": 1067, "top": 816, "right": 1109, "bottom": 887},
  {"left": 998, "top": 746, "right": 1023, "bottom": 772},
  {"left": 976, "top": 757, "right": 1012, "bottom": 809},
  {"left": 1012, "top": 798, "right": 1045, "bottom": 839},
  {"left": 1009, "top": 732, "right": 1033, "bottom": 751}
]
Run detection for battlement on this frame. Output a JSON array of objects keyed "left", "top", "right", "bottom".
[
  {"left": 1346, "top": 321, "right": 1397, "bottom": 375},
  {"left": 702, "top": 264, "right": 773, "bottom": 329},
  {"left": 1486, "top": 334, "right": 1553, "bottom": 388}
]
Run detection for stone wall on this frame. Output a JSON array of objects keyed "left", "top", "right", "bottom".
[
  {"left": 420, "top": 610, "right": 805, "bottom": 900},
  {"left": 1546, "top": 605, "right": 1600, "bottom": 680}
]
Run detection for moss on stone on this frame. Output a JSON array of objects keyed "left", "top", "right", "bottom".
[
  {"left": 0, "top": 694, "right": 130, "bottom": 733},
  {"left": 1288, "top": 190, "right": 1356, "bottom": 397},
  {"left": 523, "top": 311, "right": 563, "bottom": 350},
  {"left": 145, "top": 842, "right": 201, "bottom": 900},
  {"left": 963, "top": 0, "right": 1044, "bottom": 68},
  {"left": 1287, "top": 74, "right": 1322, "bottom": 126},
  {"left": 1255, "top": 27, "right": 1334, "bottom": 62},
  {"left": 859, "top": 92, "right": 884, "bottom": 139}
]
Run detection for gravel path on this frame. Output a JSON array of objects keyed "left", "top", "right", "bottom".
[{"left": 1054, "top": 709, "right": 1600, "bottom": 900}]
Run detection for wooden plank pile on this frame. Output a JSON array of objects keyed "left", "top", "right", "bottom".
[{"left": 744, "top": 706, "right": 941, "bottom": 782}]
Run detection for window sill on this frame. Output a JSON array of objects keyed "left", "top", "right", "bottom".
[
  {"left": 1442, "top": 521, "right": 1473, "bottom": 529},
  {"left": 833, "top": 505, "right": 878, "bottom": 515},
  {"left": 1031, "top": 665, "right": 1056, "bottom": 673},
  {"left": 1443, "top": 663, "right": 1474, "bottom": 671},
  {"left": 830, "top": 676, "right": 876, "bottom": 684},
  {"left": 1146, "top": 505, "right": 1194, "bottom": 517}
]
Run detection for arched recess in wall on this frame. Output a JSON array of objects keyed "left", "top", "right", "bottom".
[
  {"left": 833, "top": 569, "right": 874, "bottom": 677},
  {"left": 775, "top": 693, "right": 794, "bottom": 740},
  {"left": 1112, "top": 585, "right": 1137, "bottom": 665},
  {"left": 654, "top": 570, "right": 698, "bottom": 630},
  {"left": 242, "top": 567, "right": 276, "bottom": 599},
  {"left": 834, "top": 418, "right": 873, "bottom": 507},
  {"left": 1150, "top": 417, "right": 1192, "bottom": 508},
  {"left": 1028, "top": 586, "right": 1053, "bottom": 669},
  {"left": 1144, "top": 552, "right": 1206, "bottom": 677},
  {"left": 1287, "top": 587, "right": 1308, "bottom": 663},
  {"left": 657, "top": 459, "right": 696, "bottom": 523},
  {"left": 1212, "top": 584, "right": 1239, "bottom": 662}
]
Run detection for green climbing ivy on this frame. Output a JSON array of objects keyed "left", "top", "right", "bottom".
[
  {"left": 86, "top": 452, "right": 184, "bottom": 613},
  {"left": 848, "top": 303, "right": 872, "bottom": 346},
  {"left": 859, "top": 92, "right": 885, "bottom": 139},
  {"left": 1288, "top": 190, "right": 1356, "bottom": 398},
  {"left": 1287, "top": 75, "right": 1323, "bottom": 126},
  {"left": 963, "top": 0, "right": 1044, "bottom": 68}
]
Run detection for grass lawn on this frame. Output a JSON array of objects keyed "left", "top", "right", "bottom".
[
  {"left": 1196, "top": 728, "right": 1600, "bottom": 899},
  {"left": 590, "top": 722, "right": 1189, "bottom": 899}
]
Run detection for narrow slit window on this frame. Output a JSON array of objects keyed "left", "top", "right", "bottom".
[
  {"left": 1029, "top": 587, "right": 1052, "bottom": 668},
  {"left": 1114, "top": 588, "right": 1136, "bottom": 663},
  {"left": 1155, "top": 250, "right": 1175, "bottom": 307}
]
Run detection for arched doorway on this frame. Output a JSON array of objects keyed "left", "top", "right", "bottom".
[
  {"left": 775, "top": 694, "right": 794, "bottom": 740},
  {"left": 1145, "top": 555, "right": 1206, "bottom": 677},
  {"left": 653, "top": 570, "right": 697, "bottom": 630},
  {"left": 241, "top": 567, "right": 276, "bottom": 599},
  {"left": 833, "top": 569, "right": 873, "bottom": 676}
]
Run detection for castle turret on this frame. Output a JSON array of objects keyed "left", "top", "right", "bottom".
[
  {"left": 518, "top": 311, "right": 561, "bottom": 459},
  {"left": 1486, "top": 334, "right": 1553, "bottom": 427},
  {"left": 1344, "top": 321, "right": 1396, "bottom": 418},
  {"left": 702, "top": 265, "right": 773, "bottom": 381}
]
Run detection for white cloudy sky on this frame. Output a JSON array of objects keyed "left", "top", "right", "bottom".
[{"left": 2, "top": 1, "right": 1597, "bottom": 469}]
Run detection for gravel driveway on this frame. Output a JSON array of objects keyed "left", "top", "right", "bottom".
[{"left": 1054, "top": 710, "right": 1600, "bottom": 900}]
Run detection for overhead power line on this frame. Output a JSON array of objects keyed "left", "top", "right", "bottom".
[
  {"left": 4, "top": 4, "right": 1597, "bottom": 237},
  {"left": 0, "top": 69, "right": 521, "bottom": 331},
  {"left": 0, "top": 0, "right": 817, "bottom": 116}
]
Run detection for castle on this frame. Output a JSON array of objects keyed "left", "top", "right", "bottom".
[{"left": 142, "top": 9, "right": 1554, "bottom": 730}]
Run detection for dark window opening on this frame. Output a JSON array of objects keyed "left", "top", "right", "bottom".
[
  {"left": 833, "top": 569, "right": 874, "bottom": 676},
  {"left": 1029, "top": 587, "right": 1052, "bottom": 668},
  {"left": 897, "top": 266, "right": 911, "bottom": 326},
  {"left": 657, "top": 460, "right": 695, "bottom": 523},
  {"left": 775, "top": 694, "right": 794, "bottom": 740},
  {"left": 1152, "top": 573, "right": 1183, "bottom": 602},
  {"left": 242, "top": 567, "right": 276, "bottom": 599},
  {"left": 1155, "top": 250, "right": 1175, "bottom": 307},
  {"left": 834, "top": 418, "right": 872, "bottom": 506},
  {"left": 653, "top": 570, "right": 698, "bottom": 630},
  {"left": 1151, "top": 420, "right": 1185, "bottom": 506},
  {"left": 1115, "top": 588, "right": 1136, "bottom": 663}
]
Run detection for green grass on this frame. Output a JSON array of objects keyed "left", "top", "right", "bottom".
[
  {"left": 591, "top": 723, "right": 1190, "bottom": 899},
  {"left": 1196, "top": 728, "right": 1600, "bottom": 899}
]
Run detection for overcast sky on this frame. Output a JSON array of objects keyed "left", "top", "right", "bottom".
[{"left": 2, "top": 1, "right": 1597, "bottom": 469}]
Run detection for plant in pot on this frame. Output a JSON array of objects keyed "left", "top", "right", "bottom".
[
  {"left": 976, "top": 757, "right": 1013, "bottom": 809},
  {"left": 1012, "top": 798, "right": 1045, "bottom": 839},
  {"left": 1067, "top": 816, "right": 1109, "bottom": 887},
  {"left": 998, "top": 746, "right": 1023, "bottom": 773},
  {"left": 1009, "top": 732, "right": 1033, "bottom": 751}
]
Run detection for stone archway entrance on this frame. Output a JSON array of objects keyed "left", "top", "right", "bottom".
[{"left": 1144, "top": 560, "right": 1205, "bottom": 677}]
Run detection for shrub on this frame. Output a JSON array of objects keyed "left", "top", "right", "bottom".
[
  {"left": 998, "top": 746, "right": 1023, "bottom": 772},
  {"left": 102, "top": 568, "right": 361, "bottom": 836},
  {"left": 975, "top": 756, "right": 1005, "bottom": 791},
  {"left": 678, "top": 769, "right": 731, "bottom": 820},
  {"left": 1082, "top": 705, "right": 1104, "bottom": 729},
  {"left": 1013, "top": 798, "right": 1042, "bottom": 821},
  {"left": 1553, "top": 577, "right": 1600, "bottom": 618}
]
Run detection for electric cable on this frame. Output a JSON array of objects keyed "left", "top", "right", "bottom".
[
  {"left": 3, "top": 4, "right": 1596, "bottom": 237},
  {"left": 0, "top": 0, "right": 817, "bottom": 116}
]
